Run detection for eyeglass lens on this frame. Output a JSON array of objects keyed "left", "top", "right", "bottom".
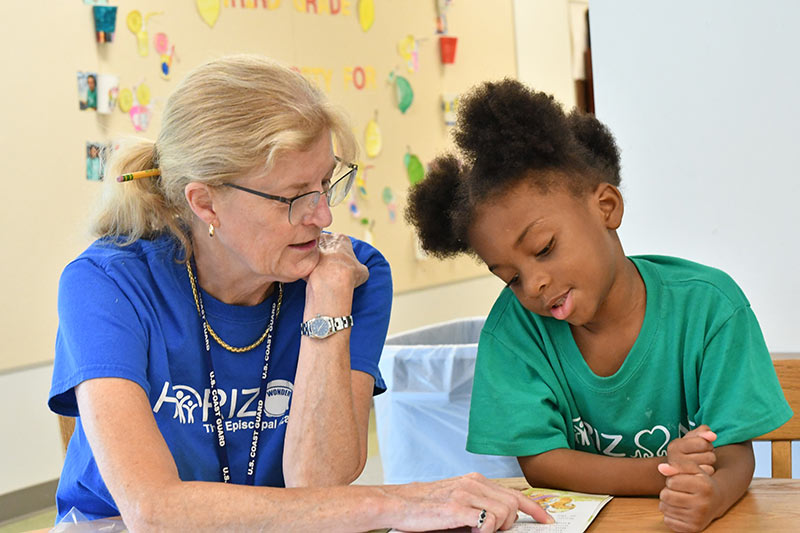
[{"left": 288, "top": 164, "right": 356, "bottom": 225}]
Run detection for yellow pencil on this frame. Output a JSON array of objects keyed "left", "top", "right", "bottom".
[{"left": 116, "top": 168, "right": 161, "bottom": 182}]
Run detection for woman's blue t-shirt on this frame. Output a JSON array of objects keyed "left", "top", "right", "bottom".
[{"left": 49, "top": 235, "right": 392, "bottom": 520}]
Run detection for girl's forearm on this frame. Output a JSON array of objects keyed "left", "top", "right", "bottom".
[{"left": 519, "top": 448, "right": 668, "bottom": 495}]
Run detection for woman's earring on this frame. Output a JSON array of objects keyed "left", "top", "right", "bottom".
[{"left": 208, "top": 223, "right": 215, "bottom": 238}]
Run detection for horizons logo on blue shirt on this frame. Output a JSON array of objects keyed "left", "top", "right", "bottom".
[{"left": 153, "top": 379, "right": 294, "bottom": 426}]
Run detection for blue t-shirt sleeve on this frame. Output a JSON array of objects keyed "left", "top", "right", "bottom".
[
  {"left": 49, "top": 258, "right": 151, "bottom": 416},
  {"left": 350, "top": 239, "right": 392, "bottom": 395}
]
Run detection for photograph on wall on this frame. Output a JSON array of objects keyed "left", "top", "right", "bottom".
[
  {"left": 86, "top": 141, "right": 105, "bottom": 181},
  {"left": 77, "top": 71, "right": 98, "bottom": 110}
]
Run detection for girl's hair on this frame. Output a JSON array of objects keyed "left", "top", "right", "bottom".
[
  {"left": 405, "top": 78, "right": 621, "bottom": 258},
  {"left": 93, "top": 54, "right": 357, "bottom": 259}
]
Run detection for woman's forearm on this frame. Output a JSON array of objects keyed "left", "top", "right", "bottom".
[
  {"left": 282, "top": 283, "right": 369, "bottom": 486},
  {"left": 125, "top": 480, "right": 394, "bottom": 532},
  {"left": 519, "top": 448, "right": 667, "bottom": 495}
]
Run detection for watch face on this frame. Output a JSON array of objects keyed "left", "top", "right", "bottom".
[{"left": 310, "top": 318, "right": 330, "bottom": 337}]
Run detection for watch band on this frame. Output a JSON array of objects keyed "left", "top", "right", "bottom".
[{"left": 300, "top": 314, "right": 354, "bottom": 338}]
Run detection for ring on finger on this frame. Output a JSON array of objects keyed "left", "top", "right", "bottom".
[{"left": 477, "top": 509, "right": 487, "bottom": 529}]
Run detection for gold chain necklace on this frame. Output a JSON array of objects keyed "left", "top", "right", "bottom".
[{"left": 186, "top": 260, "right": 283, "bottom": 353}]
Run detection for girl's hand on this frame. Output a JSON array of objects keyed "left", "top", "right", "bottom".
[
  {"left": 386, "top": 472, "right": 554, "bottom": 532},
  {"left": 663, "top": 425, "right": 717, "bottom": 476},
  {"left": 658, "top": 460, "right": 723, "bottom": 532}
]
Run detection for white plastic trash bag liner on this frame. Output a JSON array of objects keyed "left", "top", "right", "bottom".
[{"left": 374, "top": 317, "right": 524, "bottom": 484}]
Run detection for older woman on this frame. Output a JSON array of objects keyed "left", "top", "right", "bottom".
[{"left": 48, "top": 55, "right": 550, "bottom": 531}]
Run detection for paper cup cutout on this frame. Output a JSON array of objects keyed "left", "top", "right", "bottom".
[
  {"left": 442, "top": 93, "right": 460, "bottom": 126},
  {"left": 398, "top": 35, "right": 419, "bottom": 72},
  {"left": 96, "top": 74, "right": 119, "bottom": 114},
  {"left": 196, "top": 0, "right": 221, "bottom": 28},
  {"left": 439, "top": 36, "right": 458, "bottom": 64},
  {"left": 93, "top": 6, "right": 118, "bottom": 43},
  {"left": 358, "top": 0, "right": 374, "bottom": 32}
]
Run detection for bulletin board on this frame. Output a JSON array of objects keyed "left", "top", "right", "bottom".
[{"left": 0, "top": 1, "right": 517, "bottom": 371}]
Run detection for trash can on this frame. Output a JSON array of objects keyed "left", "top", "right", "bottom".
[{"left": 374, "top": 317, "right": 524, "bottom": 484}]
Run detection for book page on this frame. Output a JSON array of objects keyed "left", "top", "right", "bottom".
[{"left": 511, "top": 488, "right": 612, "bottom": 533}]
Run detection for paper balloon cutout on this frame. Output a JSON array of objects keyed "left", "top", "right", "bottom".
[
  {"left": 382, "top": 186, "right": 397, "bottom": 223},
  {"left": 136, "top": 83, "right": 151, "bottom": 107},
  {"left": 161, "top": 46, "right": 176, "bottom": 79},
  {"left": 355, "top": 164, "right": 372, "bottom": 198},
  {"left": 196, "top": 0, "right": 221, "bottom": 28},
  {"left": 348, "top": 198, "right": 361, "bottom": 218},
  {"left": 130, "top": 105, "right": 152, "bottom": 132},
  {"left": 126, "top": 10, "right": 161, "bottom": 56},
  {"left": 358, "top": 0, "right": 375, "bottom": 32},
  {"left": 404, "top": 151, "right": 425, "bottom": 185},
  {"left": 397, "top": 35, "right": 419, "bottom": 73},
  {"left": 389, "top": 73, "right": 414, "bottom": 114},
  {"left": 364, "top": 116, "right": 382, "bottom": 158},
  {"left": 118, "top": 88, "right": 134, "bottom": 112},
  {"left": 154, "top": 33, "right": 168, "bottom": 54}
]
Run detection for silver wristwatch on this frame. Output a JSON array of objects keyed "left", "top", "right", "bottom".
[{"left": 300, "top": 314, "right": 354, "bottom": 339}]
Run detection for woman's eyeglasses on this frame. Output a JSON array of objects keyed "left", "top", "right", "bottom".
[{"left": 224, "top": 158, "right": 358, "bottom": 225}]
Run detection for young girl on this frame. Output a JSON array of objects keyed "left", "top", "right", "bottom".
[{"left": 405, "top": 79, "right": 792, "bottom": 532}]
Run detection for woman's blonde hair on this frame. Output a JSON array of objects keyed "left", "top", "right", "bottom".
[{"left": 93, "top": 54, "right": 357, "bottom": 259}]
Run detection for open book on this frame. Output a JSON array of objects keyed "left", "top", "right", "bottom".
[{"left": 512, "top": 487, "right": 612, "bottom": 532}]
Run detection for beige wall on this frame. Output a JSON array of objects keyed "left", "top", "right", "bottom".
[{"left": 0, "top": 1, "right": 576, "bottom": 496}]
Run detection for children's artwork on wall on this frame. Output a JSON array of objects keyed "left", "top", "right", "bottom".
[
  {"left": 435, "top": 0, "right": 452, "bottom": 34},
  {"left": 355, "top": 164, "right": 372, "bottom": 198},
  {"left": 127, "top": 10, "right": 162, "bottom": 56},
  {"left": 441, "top": 92, "right": 459, "bottom": 126},
  {"left": 348, "top": 197, "right": 361, "bottom": 218},
  {"left": 127, "top": 82, "right": 153, "bottom": 132},
  {"left": 382, "top": 186, "right": 396, "bottom": 222},
  {"left": 96, "top": 74, "right": 119, "bottom": 114},
  {"left": 358, "top": 0, "right": 375, "bottom": 32},
  {"left": 389, "top": 72, "right": 414, "bottom": 114},
  {"left": 77, "top": 71, "right": 98, "bottom": 111},
  {"left": 92, "top": 5, "right": 118, "bottom": 43},
  {"left": 404, "top": 150, "right": 425, "bottom": 185},
  {"left": 118, "top": 87, "right": 134, "bottom": 113},
  {"left": 160, "top": 44, "right": 177, "bottom": 79},
  {"left": 360, "top": 217, "right": 375, "bottom": 245},
  {"left": 85, "top": 142, "right": 104, "bottom": 181},
  {"left": 397, "top": 35, "right": 419, "bottom": 73},
  {"left": 439, "top": 35, "right": 458, "bottom": 64},
  {"left": 364, "top": 113, "right": 382, "bottom": 158},
  {"left": 196, "top": 0, "right": 221, "bottom": 28}
]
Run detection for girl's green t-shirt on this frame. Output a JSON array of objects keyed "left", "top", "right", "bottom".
[{"left": 467, "top": 255, "right": 792, "bottom": 458}]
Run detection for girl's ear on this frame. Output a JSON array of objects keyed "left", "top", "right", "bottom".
[
  {"left": 593, "top": 183, "right": 624, "bottom": 230},
  {"left": 184, "top": 182, "right": 218, "bottom": 227}
]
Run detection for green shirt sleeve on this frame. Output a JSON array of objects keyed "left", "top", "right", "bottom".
[
  {"left": 696, "top": 305, "right": 793, "bottom": 446},
  {"left": 466, "top": 329, "right": 571, "bottom": 457}
]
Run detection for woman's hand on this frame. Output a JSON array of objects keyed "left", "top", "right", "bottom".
[
  {"left": 307, "top": 233, "right": 369, "bottom": 291},
  {"left": 385, "top": 473, "right": 554, "bottom": 532}
]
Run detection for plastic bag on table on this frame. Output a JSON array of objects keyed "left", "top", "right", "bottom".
[{"left": 50, "top": 507, "right": 128, "bottom": 532}]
